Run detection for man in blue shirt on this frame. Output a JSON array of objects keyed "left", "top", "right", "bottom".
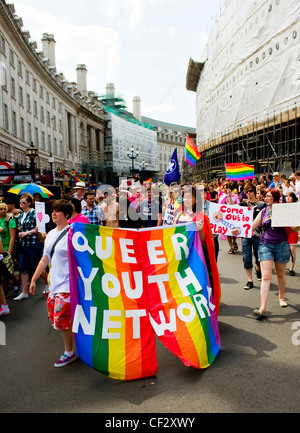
[{"left": 81, "top": 192, "right": 104, "bottom": 225}]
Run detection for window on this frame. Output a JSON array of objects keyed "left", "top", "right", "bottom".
[
  {"left": 19, "top": 86, "right": 24, "bottom": 105},
  {"left": 28, "top": 122, "right": 32, "bottom": 142},
  {"left": 11, "top": 77, "right": 15, "bottom": 98},
  {"left": 41, "top": 106, "right": 44, "bottom": 122},
  {"left": 27, "top": 94, "right": 31, "bottom": 112},
  {"left": 25, "top": 69, "right": 30, "bottom": 84},
  {"left": 35, "top": 127, "right": 39, "bottom": 146},
  {"left": 34, "top": 100, "right": 38, "bottom": 117},
  {"left": 12, "top": 111, "right": 17, "bottom": 135},
  {"left": 20, "top": 118, "right": 25, "bottom": 140},
  {"left": 3, "top": 104, "right": 9, "bottom": 130},
  {"left": 9, "top": 48, "right": 14, "bottom": 66},
  {"left": 18, "top": 60, "right": 22, "bottom": 76},
  {"left": 0, "top": 35, "right": 6, "bottom": 54},
  {"left": 33, "top": 78, "right": 37, "bottom": 92}
]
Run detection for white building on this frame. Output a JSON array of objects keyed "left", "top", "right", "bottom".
[
  {"left": 0, "top": 2, "right": 106, "bottom": 184},
  {"left": 187, "top": 0, "right": 300, "bottom": 179}
]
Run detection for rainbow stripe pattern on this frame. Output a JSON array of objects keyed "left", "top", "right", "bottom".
[
  {"left": 68, "top": 223, "right": 221, "bottom": 380},
  {"left": 225, "top": 163, "right": 255, "bottom": 181},
  {"left": 185, "top": 135, "right": 201, "bottom": 166}
]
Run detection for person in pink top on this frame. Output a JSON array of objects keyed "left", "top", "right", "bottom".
[{"left": 65, "top": 196, "right": 90, "bottom": 224}]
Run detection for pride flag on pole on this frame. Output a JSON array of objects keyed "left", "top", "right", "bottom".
[
  {"left": 185, "top": 135, "right": 201, "bottom": 167},
  {"left": 68, "top": 223, "right": 221, "bottom": 380},
  {"left": 225, "top": 163, "right": 255, "bottom": 181}
]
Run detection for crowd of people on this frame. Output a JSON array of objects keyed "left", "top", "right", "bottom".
[{"left": 0, "top": 169, "right": 299, "bottom": 365}]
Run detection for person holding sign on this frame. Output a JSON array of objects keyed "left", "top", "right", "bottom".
[
  {"left": 238, "top": 184, "right": 265, "bottom": 289},
  {"left": 251, "top": 188, "right": 297, "bottom": 318}
]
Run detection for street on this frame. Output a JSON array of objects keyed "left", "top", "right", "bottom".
[{"left": 1, "top": 239, "right": 299, "bottom": 414}]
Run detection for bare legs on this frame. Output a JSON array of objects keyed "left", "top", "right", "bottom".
[{"left": 255, "top": 260, "right": 287, "bottom": 315}]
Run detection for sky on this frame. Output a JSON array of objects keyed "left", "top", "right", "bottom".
[{"left": 14, "top": 0, "right": 226, "bottom": 128}]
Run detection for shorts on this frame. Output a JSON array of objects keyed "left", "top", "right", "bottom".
[
  {"left": 18, "top": 243, "right": 43, "bottom": 275},
  {"left": 258, "top": 242, "right": 291, "bottom": 264},
  {"left": 47, "top": 293, "right": 71, "bottom": 331}
]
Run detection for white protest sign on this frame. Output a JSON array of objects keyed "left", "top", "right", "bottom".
[
  {"left": 35, "top": 202, "right": 50, "bottom": 234},
  {"left": 208, "top": 202, "right": 253, "bottom": 238},
  {"left": 272, "top": 203, "right": 300, "bottom": 227}
]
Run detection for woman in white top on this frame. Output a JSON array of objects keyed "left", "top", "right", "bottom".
[{"left": 29, "top": 199, "right": 76, "bottom": 368}]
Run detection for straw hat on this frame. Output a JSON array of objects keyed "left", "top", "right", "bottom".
[{"left": 74, "top": 181, "right": 86, "bottom": 189}]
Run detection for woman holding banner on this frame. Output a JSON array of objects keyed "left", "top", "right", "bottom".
[
  {"left": 251, "top": 188, "right": 299, "bottom": 318},
  {"left": 174, "top": 186, "right": 221, "bottom": 316}
]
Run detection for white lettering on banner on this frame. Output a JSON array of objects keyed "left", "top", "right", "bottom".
[
  {"left": 125, "top": 309, "right": 147, "bottom": 339},
  {"left": 102, "top": 310, "right": 122, "bottom": 339},
  {"left": 77, "top": 267, "right": 99, "bottom": 301},
  {"left": 148, "top": 274, "right": 169, "bottom": 303},
  {"left": 149, "top": 309, "right": 177, "bottom": 336},
  {"left": 72, "top": 305, "right": 97, "bottom": 335},
  {"left": 171, "top": 234, "right": 190, "bottom": 260},
  {"left": 174, "top": 267, "right": 203, "bottom": 297},
  {"left": 72, "top": 299, "right": 215, "bottom": 339},
  {"left": 72, "top": 230, "right": 193, "bottom": 263},
  {"left": 95, "top": 236, "right": 113, "bottom": 259},
  {"left": 147, "top": 240, "right": 167, "bottom": 265},
  {"left": 122, "top": 271, "right": 143, "bottom": 299},
  {"left": 119, "top": 238, "right": 137, "bottom": 264}
]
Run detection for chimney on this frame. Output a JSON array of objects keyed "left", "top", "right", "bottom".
[
  {"left": 106, "top": 83, "right": 115, "bottom": 98},
  {"left": 41, "top": 33, "right": 56, "bottom": 67},
  {"left": 76, "top": 64, "right": 88, "bottom": 96},
  {"left": 133, "top": 96, "right": 141, "bottom": 121}
]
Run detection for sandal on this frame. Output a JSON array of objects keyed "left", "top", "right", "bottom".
[
  {"left": 253, "top": 308, "right": 266, "bottom": 318},
  {"left": 228, "top": 248, "right": 235, "bottom": 254},
  {"left": 279, "top": 299, "right": 288, "bottom": 307},
  {"left": 233, "top": 241, "right": 238, "bottom": 251}
]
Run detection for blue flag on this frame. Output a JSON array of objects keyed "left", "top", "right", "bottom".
[{"left": 164, "top": 149, "right": 181, "bottom": 186}]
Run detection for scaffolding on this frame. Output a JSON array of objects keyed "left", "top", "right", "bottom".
[{"left": 192, "top": 103, "right": 300, "bottom": 181}]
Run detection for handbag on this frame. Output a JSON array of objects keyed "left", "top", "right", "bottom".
[
  {"left": 50, "top": 228, "right": 69, "bottom": 259},
  {"left": 0, "top": 251, "right": 14, "bottom": 277}
]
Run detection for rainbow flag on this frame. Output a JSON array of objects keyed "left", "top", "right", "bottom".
[
  {"left": 185, "top": 135, "right": 201, "bottom": 166},
  {"left": 225, "top": 163, "right": 255, "bottom": 181},
  {"left": 58, "top": 168, "right": 87, "bottom": 183},
  {"left": 68, "top": 223, "right": 221, "bottom": 380}
]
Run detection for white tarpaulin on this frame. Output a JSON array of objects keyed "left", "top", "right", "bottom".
[
  {"left": 196, "top": 0, "right": 300, "bottom": 146},
  {"left": 109, "top": 113, "right": 158, "bottom": 173}
]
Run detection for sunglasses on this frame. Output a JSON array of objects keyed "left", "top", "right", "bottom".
[
  {"left": 20, "top": 201, "right": 27, "bottom": 204},
  {"left": 246, "top": 190, "right": 254, "bottom": 193}
]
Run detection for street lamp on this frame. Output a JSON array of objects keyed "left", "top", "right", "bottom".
[
  {"left": 126, "top": 146, "right": 139, "bottom": 174},
  {"left": 139, "top": 159, "right": 147, "bottom": 181},
  {"left": 26, "top": 142, "right": 38, "bottom": 182},
  {"left": 49, "top": 153, "right": 54, "bottom": 185}
]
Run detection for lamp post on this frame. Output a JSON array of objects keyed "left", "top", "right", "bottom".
[
  {"left": 49, "top": 153, "right": 54, "bottom": 185},
  {"left": 26, "top": 142, "right": 38, "bottom": 182},
  {"left": 126, "top": 146, "right": 139, "bottom": 175},
  {"left": 139, "top": 159, "right": 147, "bottom": 182}
]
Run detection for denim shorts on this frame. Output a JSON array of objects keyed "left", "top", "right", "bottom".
[{"left": 258, "top": 242, "right": 291, "bottom": 263}]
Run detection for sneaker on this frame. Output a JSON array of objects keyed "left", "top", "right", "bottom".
[
  {"left": 244, "top": 281, "right": 254, "bottom": 290},
  {"left": 14, "top": 292, "right": 29, "bottom": 301},
  {"left": 54, "top": 353, "right": 76, "bottom": 368},
  {"left": 289, "top": 270, "right": 295, "bottom": 276},
  {"left": 0, "top": 305, "right": 10, "bottom": 316},
  {"left": 256, "top": 269, "right": 262, "bottom": 280}
]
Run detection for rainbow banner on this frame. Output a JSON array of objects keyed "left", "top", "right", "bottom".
[
  {"left": 58, "top": 168, "right": 87, "bottom": 183},
  {"left": 185, "top": 135, "right": 201, "bottom": 167},
  {"left": 68, "top": 223, "right": 221, "bottom": 381},
  {"left": 225, "top": 163, "right": 255, "bottom": 181}
]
